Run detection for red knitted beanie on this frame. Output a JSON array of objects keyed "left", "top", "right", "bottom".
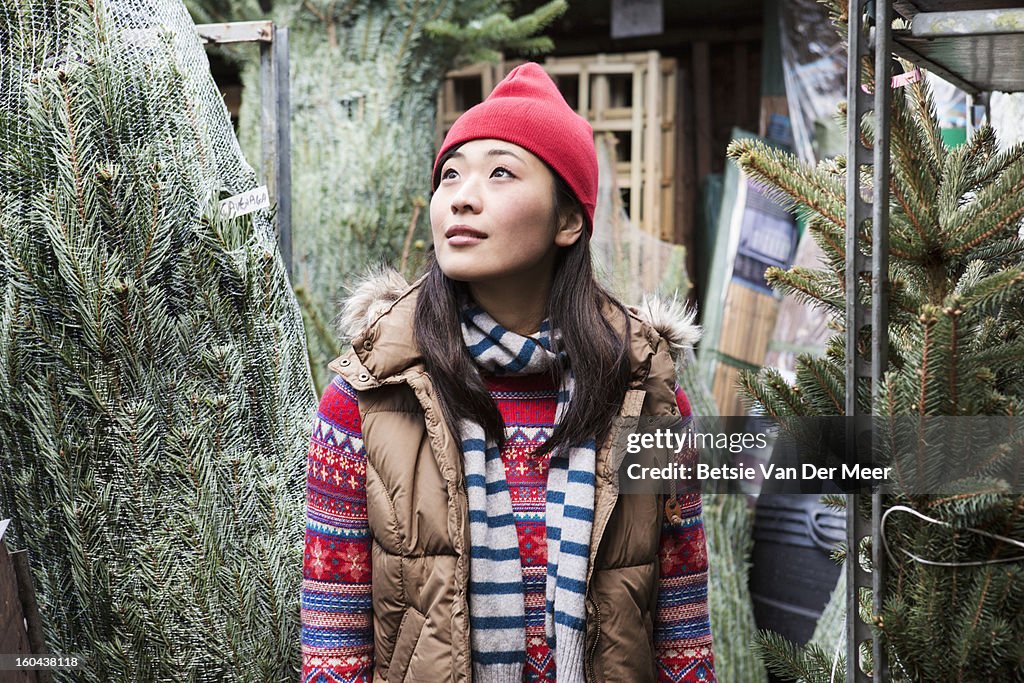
[{"left": 433, "top": 63, "right": 598, "bottom": 231}]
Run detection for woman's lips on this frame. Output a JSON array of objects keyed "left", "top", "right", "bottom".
[{"left": 445, "top": 224, "right": 487, "bottom": 245}]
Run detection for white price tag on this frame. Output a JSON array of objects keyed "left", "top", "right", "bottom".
[{"left": 219, "top": 186, "right": 270, "bottom": 220}]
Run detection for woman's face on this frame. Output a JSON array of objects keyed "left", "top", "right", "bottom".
[{"left": 429, "top": 138, "right": 581, "bottom": 286}]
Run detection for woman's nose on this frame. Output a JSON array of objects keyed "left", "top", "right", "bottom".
[{"left": 450, "top": 177, "right": 482, "bottom": 214}]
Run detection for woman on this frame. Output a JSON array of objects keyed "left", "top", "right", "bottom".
[{"left": 301, "top": 63, "right": 715, "bottom": 682}]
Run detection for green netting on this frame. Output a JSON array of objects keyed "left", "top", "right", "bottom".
[{"left": 0, "top": 1, "right": 313, "bottom": 679}]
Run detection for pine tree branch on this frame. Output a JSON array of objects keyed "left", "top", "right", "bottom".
[
  {"left": 738, "top": 367, "right": 807, "bottom": 417},
  {"left": 796, "top": 355, "right": 845, "bottom": 415},
  {"left": 968, "top": 237, "right": 1024, "bottom": 268},
  {"left": 58, "top": 74, "right": 88, "bottom": 224},
  {"left": 804, "top": 217, "right": 848, "bottom": 293},
  {"left": 136, "top": 179, "right": 162, "bottom": 282},
  {"left": 887, "top": 213, "right": 935, "bottom": 264},
  {"left": 426, "top": 0, "right": 567, "bottom": 60},
  {"left": 502, "top": 36, "right": 556, "bottom": 55},
  {"left": 391, "top": 0, "right": 422, "bottom": 83},
  {"left": 727, "top": 138, "right": 846, "bottom": 231},
  {"left": 804, "top": 641, "right": 845, "bottom": 683},
  {"left": 958, "top": 267, "right": 1024, "bottom": 314},
  {"left": 948, "top": 306, "right": 959, "bottom": 413},
  {"left": 961, "top": 568, "right": 996, "bottom": 671},
  {"left": 915, "top": 309, "right": 936, "bottom": 475},
  {"left": 754, "top": 630, "right": 834, "bottom": 682},
  {"left": 878, "top": 87, "right": 943, "bottom": 258},
  {"left": 889, "top": 276, "right": 920, "bottom": 323},
  {"left": 925, "top": 489, "right": 1014, "bottom": 516},
  {"left": 947, "top": 164, "right": 1024, "bottom": 257},
  {"left": 890, "top": 178, "right": 934, "bottom": 251},
  {"left": 937, "top": 127, "right": 996, "bottom": 224},
  {"left": 906, "top": 78, "right": 946, "bottom": 182},
  {"left": 953, "top": 260, "right": 987, "bottom": 296},
  {"left": 973, "top": 138, "right": 1024, "bottom": 192},
  {"left": 972, "top": 342, "right": 1024, "bottom": 372},
  {"left": 766, "top": 266, "right": 845, "bottom": 316},
  {"left": 0, "top": 216, "right": 44, "bottom": 297}
]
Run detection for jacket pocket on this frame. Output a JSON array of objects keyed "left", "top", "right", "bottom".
[{"left": 387, "top": 605, "right": 426, "bottom": 683}]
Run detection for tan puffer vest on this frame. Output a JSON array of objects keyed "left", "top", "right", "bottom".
[{"left": 328, "top": 269, "right": 701, "bottom": 683}]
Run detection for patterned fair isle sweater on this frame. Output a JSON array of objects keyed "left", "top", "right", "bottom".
[{"left": 302, "top": 372, "right": 716, "bottom": 683}]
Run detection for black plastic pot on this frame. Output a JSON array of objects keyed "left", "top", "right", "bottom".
[{"left": 749, "top": 492, "right": 845, "bottom": 680}]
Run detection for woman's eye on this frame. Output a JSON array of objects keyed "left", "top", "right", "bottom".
[
  {"left": 441, "top": 168, "right": 459, "bottom": 180},
  {"left": 491, "top": 166, "right": 514, "bottom": 178}
]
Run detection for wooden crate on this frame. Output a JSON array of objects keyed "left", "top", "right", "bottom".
[
  {"left": 438, "top": 52, "right": 679, "bottom": 241},
  {"left": 712, "top": 281, "right": 780, "bottom": 417},
  {"left": 436, "top": 59, "right": 510, "bottom": 146}
]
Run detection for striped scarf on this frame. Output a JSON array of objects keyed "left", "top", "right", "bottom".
[{"left": 460, "top": 303, "right": 595, "bottom": 683}]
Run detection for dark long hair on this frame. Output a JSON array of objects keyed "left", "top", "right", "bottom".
[{"left": 416, "top": 155, "right": 632, "bottom": 456}]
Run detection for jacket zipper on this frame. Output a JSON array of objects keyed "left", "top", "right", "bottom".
[{"left": 586, "top": 593, "right": 602, "bottom": 683}]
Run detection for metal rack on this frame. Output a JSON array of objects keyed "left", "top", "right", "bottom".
[{"left": 844, "top": 1, "right": 1024, "bottom": 680}]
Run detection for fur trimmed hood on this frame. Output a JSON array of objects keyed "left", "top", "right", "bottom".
[
  {"left": 337, "top": 266, "right": 701, "bottom": 360},
  {"left": 338, "top": 265, "right": 411, "bottom": 341}
]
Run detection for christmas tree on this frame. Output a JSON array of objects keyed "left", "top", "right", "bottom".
[
  {"left": 186, "top": 0, "right": 567, "bottom": 393},
  {"left": 0, "top": 0, "right": 314, "bottom": 679},
  {"left": 728, "top": 1, "right": 1024, "bottom": 679}
]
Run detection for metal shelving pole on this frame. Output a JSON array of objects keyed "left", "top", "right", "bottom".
[
  {"left": 847, "top": 4, "right": 1024, "bottom": 681},
  {"left": 196, "top": 21, "right": 293, "bottom": 279},
  {"left": 845, "top": 0, "right": 890, "bottom": 681}
]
